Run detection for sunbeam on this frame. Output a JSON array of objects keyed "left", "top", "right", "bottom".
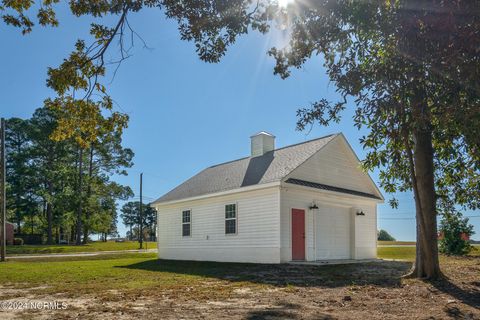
[{"left": 278, "top": 0, "right": 295, "bottom": 8}]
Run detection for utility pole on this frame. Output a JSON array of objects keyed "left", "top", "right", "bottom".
[
  {"left": 1, "top": 118, "right": 6, "bottom": 262},
  {"left": 139, "top": 173, "right": 143, "bottom": 249}
]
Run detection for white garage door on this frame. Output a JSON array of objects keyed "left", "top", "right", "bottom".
[{"left": 315, "top": 206, "right": 351, "bottom": 260}]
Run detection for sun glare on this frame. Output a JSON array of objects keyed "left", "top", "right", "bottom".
[{"left": 278, "top": 0, "right": 295, "bottom": 8}]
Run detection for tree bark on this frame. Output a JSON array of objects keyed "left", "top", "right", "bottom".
[
  {"left": 75, "top": 148, "right": 84, "bottom": 245},
  {"left": 399, "top": 89, "right": 441, "bottom": 279},
  {"left": 411, "top": 127, "right": 441, "bottom": 279}
]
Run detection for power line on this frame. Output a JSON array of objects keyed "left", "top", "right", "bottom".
[
  {"left": 130, "top": 196, "right": 155, "bottom": 200},
  {"left": 126, "top": 169, "right": 166, "bottom": 181},
  {"left": 379, "top": 215, "right": 480, "bottom": 220}
]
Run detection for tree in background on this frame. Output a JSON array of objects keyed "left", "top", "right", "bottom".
[
  {"left": 81, "top": 129, "right": 134, "bottom": 244},
  {"left": 29, "top": 107, "right": 77, "bottom": 244},
  {"left": 439, "top": 211, "right": 474, "bottom": 256},
  {"left": 4, "top": 118, "right": 37, "bottom": 234},
  {"left": 120, "top": 202, "right": 137, "bottom": 240},
  {"left": 378, "top": 230, "right": 396, "bottom": 242},
  {"left": 121, "top": 201, "right": 157, "bottom": 241},
  {"left": 86, "top": 181, "right": 132, "bottom": 242},
  {"left": 4, "top": 107, "right": 133, "bottom": 244}
]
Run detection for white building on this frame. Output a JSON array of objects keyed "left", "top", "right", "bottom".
[{"left": 152, "top": 132, "right": 383, "bottom": 263}]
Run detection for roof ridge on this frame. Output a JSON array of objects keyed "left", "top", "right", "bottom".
[
  {"left": 153, "top": 132, "right": 342, "bottom": 204},
  {"left": 272, "top": 133, "right": 339, "bottom": 152},
  {"left": 208, "top": 133, "right": 339, "bottom": 169}
]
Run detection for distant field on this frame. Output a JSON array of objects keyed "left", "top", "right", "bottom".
[
  {"left": 377, "top": 246, "right": 415, "bottom": 260},
  {"left": 377, "top": 245, "right": 480, "bottom": 261},
  {"left": 377, "top": 241, "right": 416, "bottom": 246},
  {"left": 6, "top": 241, "right": 156, "bottom": 255}
]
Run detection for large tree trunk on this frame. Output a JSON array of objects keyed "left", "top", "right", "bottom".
[
  {"left": 411, "top": 127, "right": 441, "bottom": 279},
  {"left": 75, "top": 148, "right": 84, "bottom": 245},
  {"left": 405, "top": 93, "right": 440, "bottom": 278}
]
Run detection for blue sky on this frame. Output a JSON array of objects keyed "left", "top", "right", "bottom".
[{"left": 2, "top": 6, "right": 478, "bottom": 240}]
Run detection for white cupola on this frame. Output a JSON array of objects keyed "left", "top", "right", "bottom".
[{"left": 250, "top": 131, "right": 275, "bottom": 157}]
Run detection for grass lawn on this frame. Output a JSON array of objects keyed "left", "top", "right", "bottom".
[
  {"left": 377, "top": 246, "right": 416, "bottom": 260},
  {"left": 378, "top": 245, "right": 480, "bottom": 261},
  {"left": 0, "top": 253, "right": 265, "bottom": 295},
  {"left": 377, "top": 240, "right": 416, "bottom": 246},
  {"left": 0, "top": 249, "right": 479, "bottom": 319},
  {"left": 6, "top": 241, "right": 156, "bottom": 255}
]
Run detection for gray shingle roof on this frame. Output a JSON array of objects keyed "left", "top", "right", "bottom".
[
  {"left": 285, "top": 178, "right": 382, "bottom": 200},
  {"left": 154, "top": 134, "right": 338, "bottom": 203}
]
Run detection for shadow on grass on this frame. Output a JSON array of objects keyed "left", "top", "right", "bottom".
[{"left": 117, "top": 259, "right": 411, "bottom": 288}]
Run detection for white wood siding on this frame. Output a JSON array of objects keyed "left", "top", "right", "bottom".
[
  {"left": 316, "top": 206, "right": 351, "bottom": 259},
  {"left": 156, "top": 186, "right": 281, "bottom": 263},
  {"left": 280, "top": 185, "right": 378, "bottom": 262},
  {"left": 286, "top": 136, "right": 379, "bottom": 196}
]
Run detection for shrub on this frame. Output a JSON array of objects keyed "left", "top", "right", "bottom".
[
  {"left": 439, "top": 212, "right": 474, "bottom": 255},
  {"left": 13, "top": 238, "right": 24, "bottom": 246},
  {"left": 377, "top": 229, "right": 396, "bottom": 241}
]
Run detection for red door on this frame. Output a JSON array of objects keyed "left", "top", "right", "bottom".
[{"left": 291, "top": 209, "right": 305, "bottom": 260}]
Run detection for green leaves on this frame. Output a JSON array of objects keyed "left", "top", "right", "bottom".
[
  {"left": 439, "top": 211, "right": 475, "bottom": 255},
  {"left": 263, "top": 0, "right": 480, "bottom": 212},
  {"left": 1, "top": 0, "right": 58, "bottom": 33},
  {"left": 44, "top": 97, "right": 128, "bottom": 149},
  {"left": 37, "top": 6, "right": 58, "bottom": 27},
  {"left": 296, "top": 99, "right": 346, "bottom": 130},
  {"left": 162, "top": 0, "right": 265, "bottom": 63}
]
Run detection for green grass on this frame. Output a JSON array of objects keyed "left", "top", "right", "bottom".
[
  {"left": 6, "top": 241, "right": 156, "bottom": 255},
  {"left": 0, "top": 253, "right": 266, "bottom": 298},
  {"left": 377, "top": 245, "right": 480, "bottom": 261},
  {"left": 377, "top": 241, "right": 416, "bottom": 246},
  {"left": 377, "top": 246, "right": 416, "bottom": 260},
  {"left": 0, "top": 253, "right": 172, "bottom": 293}
]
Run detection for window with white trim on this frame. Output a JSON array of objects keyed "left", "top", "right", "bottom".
[
  {"left": 182, "top": 210, "right": 191, "bottom": 237},
  {"left": 225, "top": 204, "right": 237, "bottom": 234}
]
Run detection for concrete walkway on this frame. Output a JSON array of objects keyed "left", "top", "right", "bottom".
[
  {"left": 288, "top": 258, "right": 379, "bottom": 266},
  {"left": 7, "top": 248, "right": 157, "bottom": 259}
]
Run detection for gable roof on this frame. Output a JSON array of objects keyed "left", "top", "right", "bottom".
[{"left": 153, "top": 133, "right": 338, "bottom": 204}]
